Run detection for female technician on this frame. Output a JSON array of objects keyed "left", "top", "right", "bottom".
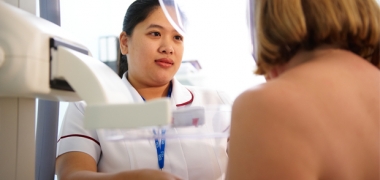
[{"left": 56, "top": 0, "right": 231, "bottom": 180}]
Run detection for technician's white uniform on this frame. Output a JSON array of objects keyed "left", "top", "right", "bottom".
[{"left": 57, "top": 73, "right": 231, "bottom": 180}]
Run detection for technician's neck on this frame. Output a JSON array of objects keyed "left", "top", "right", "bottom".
[
  {"left": 137, "top": 85, "right": 171, "bottom": 101},
  {"left": 126, "top": 74, "right": 171, "bottom": 101}
]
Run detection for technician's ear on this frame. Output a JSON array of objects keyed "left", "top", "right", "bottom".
[{"left": 119, "top": 31, "right": 129, "bottom": 55}]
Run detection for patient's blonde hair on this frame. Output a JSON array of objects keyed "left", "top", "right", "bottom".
[{"left": 254, "top": 0, "right": 380, "bottom": 75}]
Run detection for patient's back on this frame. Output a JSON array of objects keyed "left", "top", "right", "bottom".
[{"left": 279, "top": 50, "right": 379, "bottom": 180}]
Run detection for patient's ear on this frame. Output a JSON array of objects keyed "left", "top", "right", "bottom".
[
  {"left": 266, "top": 67, "right": 280, "bottom": 80},
  {"left": 119, "top": 31, "right": 129, "bottom": 55},
  {"left": 266, "top": 65, "right": 287, "bottom": 80}
]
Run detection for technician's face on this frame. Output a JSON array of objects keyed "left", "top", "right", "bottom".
[{"left": 120, "top": 7, "right": 184, "bottom": 87}]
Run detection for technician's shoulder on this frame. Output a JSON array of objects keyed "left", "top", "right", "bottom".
[
  {"left": 61, "top": 101, "right": 88, "bottom": 125},
  {"left": 186, "top": 85, "right": 232, "bottom": 105},
  {"left": 66, "top": 101, "right": 87, "bottom": 114}
]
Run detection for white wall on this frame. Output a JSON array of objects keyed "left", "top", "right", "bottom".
[{"left": 178, "top": 0, "right": 266, "bottom": 99}]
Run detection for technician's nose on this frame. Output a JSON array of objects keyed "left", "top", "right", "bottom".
[{"left": 159, "top": 43, "right": 174, "bottom": 55}]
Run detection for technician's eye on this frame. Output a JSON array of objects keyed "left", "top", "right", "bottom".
[
  {"left": 174, "top": 35, "right": 183, "bottom": 41},
  {"left": 150, "top": 32, "right": 161, "bottom": 36}
]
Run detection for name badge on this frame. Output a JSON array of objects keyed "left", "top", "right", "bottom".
[{"left": 171, "top": 106, "right": 205, "bottom": 127}]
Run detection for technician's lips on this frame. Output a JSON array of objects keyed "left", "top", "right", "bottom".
[{"left": 155, "top": 58, "right": 174, "bottom": 68}]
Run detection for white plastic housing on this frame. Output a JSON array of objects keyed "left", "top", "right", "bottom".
[{"left": 0, "top": 1, "right": 83, "bottom": 101}]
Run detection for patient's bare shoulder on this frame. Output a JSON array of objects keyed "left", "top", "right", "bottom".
[
  {"left": 228, "top": 81, "right": 321, "bottom": 180},
  {"left": 232, "top": 79, "right": 314, "bottom": 124}
]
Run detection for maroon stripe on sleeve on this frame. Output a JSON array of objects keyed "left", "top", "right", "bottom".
[{"left": 58, "top": 134, "right": 101, "bottom": 147}]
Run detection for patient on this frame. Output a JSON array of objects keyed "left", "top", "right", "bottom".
[{"left": 226, "top": 0, "right": 380, "bottom": 179}]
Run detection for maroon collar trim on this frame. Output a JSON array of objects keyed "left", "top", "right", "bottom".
[{"left": 176, "top": 89, "right": 194, "bottom": 107}]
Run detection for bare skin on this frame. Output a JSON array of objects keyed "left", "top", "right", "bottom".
[{"left": 226, "top": 47, "right": 380, "bottom": 180}]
